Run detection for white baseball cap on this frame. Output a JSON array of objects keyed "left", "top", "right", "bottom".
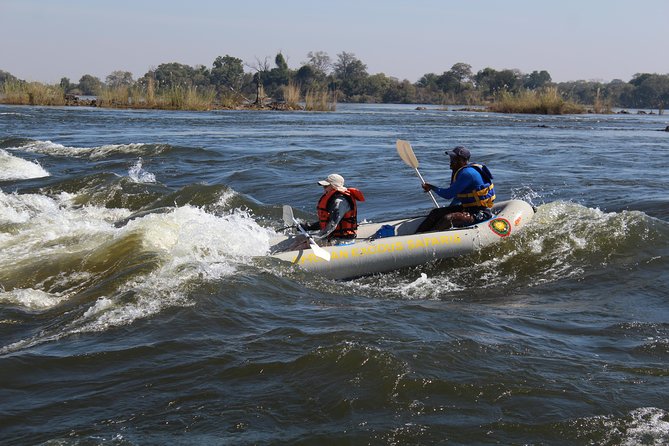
[{"left": 317, "top": 173, "right": 345, "bottom": 189}]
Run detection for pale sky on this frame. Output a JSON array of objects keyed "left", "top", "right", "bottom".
[{"left": 1, "top": 0, "right": 668, "bottom": 84}]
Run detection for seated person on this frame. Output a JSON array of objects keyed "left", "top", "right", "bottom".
[
  {"left": 416, "top": 146, "right": 495, "bottom": 233},
  {"left": 300, "top": 173, "right": 365, "bottom": 246}
]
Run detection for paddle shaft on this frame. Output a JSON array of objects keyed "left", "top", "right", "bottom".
[
  {"left": 282, "top": 205, "right": 331, "bottom": 261},
  {"left": 414, "top": 167, "right": 440, "bottom": 208},
  {"left": 293, "top": 219, "right": 331, "bottom": 261}
]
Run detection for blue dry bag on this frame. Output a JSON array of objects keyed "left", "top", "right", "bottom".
[{"left": 372, "top": 224, "right": 395, "bottom": 239}]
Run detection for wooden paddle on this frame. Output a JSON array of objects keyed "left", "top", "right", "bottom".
[
  {"left": 396, "top": 139, "right": 440, "bottom": 208},
  {"left": 282, "top": 205, "right": 331, "bottom": 261}
]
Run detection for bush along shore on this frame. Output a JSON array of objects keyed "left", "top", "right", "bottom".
[
  {"left": 1, "top": 50, "right": 667, "bottom": 114},
  {"left": 0, "top": 79, "right": 336, "bottom": 112},
  {"left": 0, "top": 79, "right": 662, "bottom": 116}
]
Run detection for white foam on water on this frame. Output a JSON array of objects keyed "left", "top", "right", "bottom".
[
  {"left": 0, "top": 187, "right": 275, "bottom": 353},
  {"left": 471, "top": 200, "right": 652, "bottom": 289},
  {"left": 346, "top": 200, "right": 657, "bottom": 300},
  {"left": 0, "top": 190, "right": 128, "bottom": 314},
  {"left": 0, "top": 149, "right": 50, "bottom": 180},
  {"left": 0, "top": 190, "right": 129, "bottom": 262},
  {"left": 621, "top": 407, "right": 669, "bottom": 446},
  {"left": 590, "top": 407, "right": 669, "bottom": 446},
  {"left": 351, "top": 270, "right": 464, "bottom": 300},
  {"left": 128, "top": 158, "right": 156, "bottom": 183},
  {"left": 393, "top": 272, "right": 464, "bottom": 299},
  {"left": 82, "top": 297, "right": 114, "bottom": 319},
  {"left": 216, "top": 189, "right": 237, "bottom": 207},
  {"left": 6, "top": 139, "right": 158, "bottom": 159},
  {"left": 0, "top": 288, "right": 67, "bottom": 310},
  {"left": 72, "top": 205, "right": 273, "bottom": 332}
]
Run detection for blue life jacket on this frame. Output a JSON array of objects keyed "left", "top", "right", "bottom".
[{"left": 452, "top": 163, "right": 495, "bottom": 209}]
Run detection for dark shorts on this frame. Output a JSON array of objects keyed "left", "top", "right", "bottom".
[
  {"left": 469, "top": 208, "right": 493, "bottom": 223},
  {"left": 416, "top": 206, "right": 493, "bottom": 233}
]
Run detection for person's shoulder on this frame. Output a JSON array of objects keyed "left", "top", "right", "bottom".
[
  {"left": 332, "top": 194, "right": 350, "bottom": 204},
  {"left": 458, "top": 165, "right": 483, "bottom": 183},
  {"left": 462, "top": 165, "right": 481, "bottom": 176}
]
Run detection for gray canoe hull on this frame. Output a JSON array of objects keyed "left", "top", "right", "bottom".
[{"left": 269, "top": 200, "right": 534, "bottom": 279}]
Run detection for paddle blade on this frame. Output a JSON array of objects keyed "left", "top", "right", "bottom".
[
  {"left": 396, "top": 139, "right": 419, "bottom": 169},
  {"left": 285, "top": 204, "right": 331, "bottom": 262},
  {"left": 282, "top": 205, "right": 294, "bottom": 227},
  {"left": 309, "top": 241, "right": 331, "bottom": 261}
]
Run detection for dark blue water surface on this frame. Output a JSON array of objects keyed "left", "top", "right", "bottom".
[{"left": 1, "top": 104, "right": 668, "bottom": 445}]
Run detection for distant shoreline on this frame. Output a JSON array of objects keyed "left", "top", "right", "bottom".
[{"left": 1, "top": 95, "right": 665, "bottom": 117}]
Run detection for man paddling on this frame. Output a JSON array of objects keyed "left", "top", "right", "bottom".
[{"left": 416, "top": 146, "right": 495, "bottom": 233}]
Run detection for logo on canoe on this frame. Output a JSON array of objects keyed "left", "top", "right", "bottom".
[{"left": 489, "top": 218, "right": 511, "bottom": 237}]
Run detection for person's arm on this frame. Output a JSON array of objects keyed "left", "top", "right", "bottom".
[
  {"left": 425, "top": 169, "right": 474, "bottom": 200},
  {"left": 314, "top": 197, "right": 351, "bottom": 239}
]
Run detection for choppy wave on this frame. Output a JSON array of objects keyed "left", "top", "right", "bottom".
[
  {"left": 0, "top": 189, "right": 274, "bottom": 353},
  {"left": 0, "top": 149, "right": 50, "bottom": 180},
  {"left": 347, "top": 200, "right": 669, "bottom": 300},
  {"left": 573, "top": 407, "right": 669, "bottom": 445},
  {"left": 2, "top": 106, "right": 669, "bottom": 444},
  {"left": 128, "top": 157, "right": 156, "bottom": 183},
  {"left": 0, "top": 288, "right": 68, "bottom": 310},
  {"left": 2, "top": 190, "right": 665, "bottom": 332},
  {"left": 3, "top": 139, "right": 170, "bottom": 159}
]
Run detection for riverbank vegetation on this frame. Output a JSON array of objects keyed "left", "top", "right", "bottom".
[
  {"left": 1, "top": 51, "right": 668, "bottom": 114},
  {"left": 488, "top": 88, "right": 585, "bottom": 114}
]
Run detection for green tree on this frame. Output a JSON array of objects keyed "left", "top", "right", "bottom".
[
  {"left": 606, "top": 79, "right": 634, "bottom": 108},
  {"left": 77, "top": 74, "right": 103, "bottom": 95},
  {"left": 105, "top": 70, "right": 133, "bottom": 88},
  {"left": 448, "top": 63, "right": 473, "bottom": 93},
  {"left": 383, "top": 79, "right": 416, "bottom": 103},
  {"left": 304, "top": 51, "right": 331, "bottom": 77},
  {"left": 333, "top": 52, "right": 367, "bottom": 82},
  {"left": 474, "top": 67, "right": 497, "bottom": 96},
  {"left": 275, "top": 53, "right": 288, "bottom": 71},
  {"left": 333, "top": 52, "right": 368, "bottom": 98},
  {"left": 475, "top": 68, "right": 520, "bottom": 96},
  {"left": 191, "top": 65, "right": 211, "bottom": 88},
  {"left": 211, "top": 55, "right": 244, "bottom": 93},
  {"left": 557, "top": 80, "right": 602, "bottom": 104},
  {"left": 437, "top": 71, "right": 460, "bottom": 94},
  {"left": 294, "top": 64, "right": 318, "bottom": 89},
  {"left": 59, "top": 77, "right": 72, "bottom": 93},
  {"left": 363, "top": 73, "right": 393, "bottom": 101},
  {"left": 633, "top": 74, "right": 669, "bottom": 111},
  {"left": 416, "top": 73, "right": 440, "bottom": 91},
  {"left": 261, "top": 52, "right": 291, "bottom": 99},
  {"left": 0, "top": 70, "right": 18, "bottom": 84},
  {"left": 150, "top": 62, "right": 202, "bottom": 91},
  {"left": 629, "top": 73, "right": 653, "bottom": 87},
  {"left": 523, "top": 70, "right": 552, "bottom": 90}
]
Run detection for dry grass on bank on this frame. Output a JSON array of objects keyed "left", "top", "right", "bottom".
[
  {"left": 1, "top": 80, "right": 66, "bottom": 106},
  {"left": 283, "top": 82, "right": 301, "bottom": 108},
  {"left": 1, "top": 80, "right": 224, "bottom": 111},
  {"left": 305, "top": 88, "right": 336, "bottom": 111},
  {"left": 489, "top": 87, "right": 584, "bottom": 114},
  {"left": 163, "top": 86, "right": 217, "bottom": 111},
  {"left": 99, "top": 85, "right": 217, "bottom": 110}
]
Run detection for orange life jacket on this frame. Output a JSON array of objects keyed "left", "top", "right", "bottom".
[{"left": 317, "top": 187, "right": 365, "bottom": 238}]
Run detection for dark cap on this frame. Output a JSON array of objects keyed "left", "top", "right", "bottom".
[{"left": 445, "top": 146, "right": 471, "bottom": 160}]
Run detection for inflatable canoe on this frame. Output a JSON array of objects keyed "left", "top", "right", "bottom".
[{"left": 270, "top": 199, "right": 535, "bottom": 279}]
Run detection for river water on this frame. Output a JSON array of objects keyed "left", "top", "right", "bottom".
[{"left": 1, "top": 104, "right": 668, "bottom": 445}]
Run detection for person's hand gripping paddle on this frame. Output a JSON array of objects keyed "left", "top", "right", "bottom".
[{"left": 282, "top": 205, "right": 331, "bottom": 261}]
